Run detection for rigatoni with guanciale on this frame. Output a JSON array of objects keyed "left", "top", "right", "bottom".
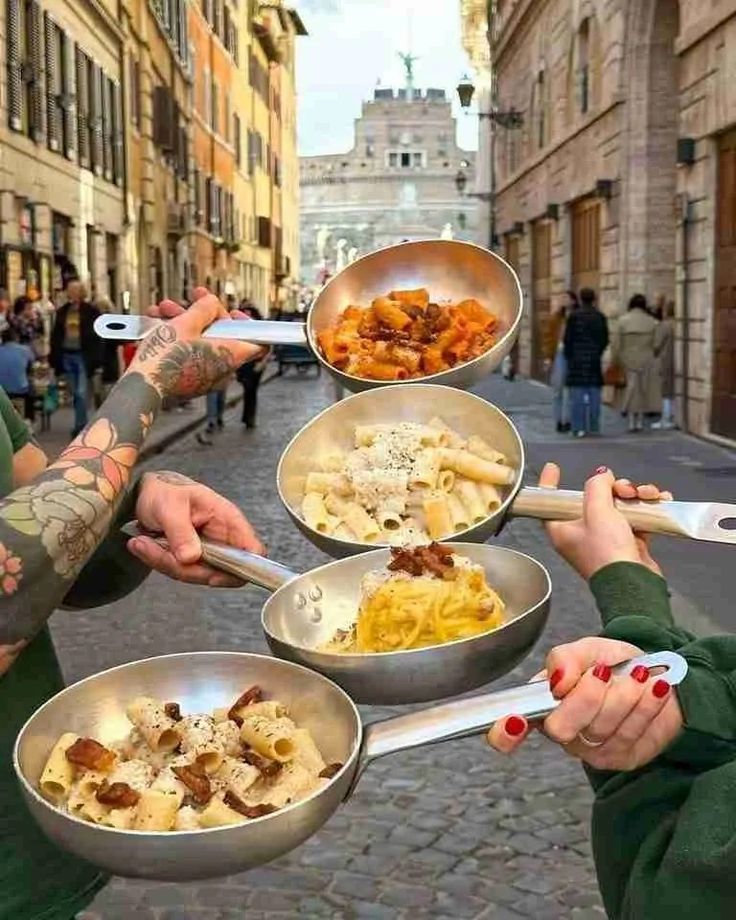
[{"left": 37, "top": 686, "right": 338, "bottom": 831}]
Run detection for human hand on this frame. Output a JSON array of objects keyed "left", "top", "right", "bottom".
[
  {"left": 540, "top": 462, "right": 671, "bottom": 580},
  {"left": 127, "top": 470, "right": 265, "bottom": 586},
  {"left": 0, "top": 639, "right": 27, "bottom": 677},
  {"left": 486, "top": 637, "right": 683, "bottom": 771},
  {"left": 130, "top": 288, "right": 262, "bottom": 398}
]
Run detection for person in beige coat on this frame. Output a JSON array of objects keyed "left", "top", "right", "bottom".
[{"left": 612, "top": 294, "right": 661, "bottom": 432}]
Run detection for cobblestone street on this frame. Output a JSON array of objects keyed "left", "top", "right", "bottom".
[{"left": 53, "top": 370, "right": 735, "bottom": 920}]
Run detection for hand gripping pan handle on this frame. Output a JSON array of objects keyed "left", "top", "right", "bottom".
[
  {"left": 511, "top": 487, "right": 736, "bottom": 545},
  {"left": 357, "top": 651, "right": 688, "bottom": 776},
  {"left": 94, "top": 314, "right": 308, "bottom": 347}
]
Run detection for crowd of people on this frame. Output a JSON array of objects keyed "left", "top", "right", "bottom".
[
  {"left": 0, "top": 283, "right": 271, "bottom": 443},
  {"left": 546, "top": 289, "right": 676, "bottom": 437}
]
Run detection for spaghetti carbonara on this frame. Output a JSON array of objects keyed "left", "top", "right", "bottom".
[{"left": 322, "top": 544, "right": 505, "bottom": 654}]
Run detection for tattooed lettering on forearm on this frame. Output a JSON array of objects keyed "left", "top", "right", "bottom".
[
  {"left": 136, "top": 322, "right": 177, "bottom": 362},
  {"left": 0, "top": 372, "right": 162, "bottom": 645}
]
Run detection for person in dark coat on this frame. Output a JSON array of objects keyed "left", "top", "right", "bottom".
[
  {"left": 236, "top": 300, "right": 270, "bottom": 429},
  {"left": 50, "top": 280, "right": 102, "bottom": 436},
  {"left": 564, "top": 287, "right": 609, "bottom": 437}
]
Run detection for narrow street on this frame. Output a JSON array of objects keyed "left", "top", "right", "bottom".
[{"left": 61, "top": 371, "right": 735, "bottom": 920}]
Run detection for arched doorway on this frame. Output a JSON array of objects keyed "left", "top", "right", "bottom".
[{"left": 622, "top": 0, "right": 680, "bottom": 300}]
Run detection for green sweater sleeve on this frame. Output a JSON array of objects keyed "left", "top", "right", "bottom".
[{"left": 584, "top": 562, "right": 736, "bottom": 920}]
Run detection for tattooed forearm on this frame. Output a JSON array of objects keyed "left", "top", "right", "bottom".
[{"left": 0, "top": 372, "right": 162, "bottom": 645}]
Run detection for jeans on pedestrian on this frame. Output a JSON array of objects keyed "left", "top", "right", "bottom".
[
  {"left": 550, "top": 351, "right": 568, "bottom": 426},
  {"left": 62, "top": 351, "right": 88, "bottom": 434},
  {"left": 569, "top": 386, "right": 602, "bottom": 434},
  {"left": 205, "top": 389, "right": 226, "bottom": 430}
]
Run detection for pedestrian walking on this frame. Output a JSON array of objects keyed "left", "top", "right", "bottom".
[
  {"left": 9, "top": 296, "right": 44, "bottom": 353},
  {"left": 652, "top": 298, "right": 676, "bottom": 429},
  {"left": 236, "top": 301, "right": 270, "bottom": 429},
  {"left": 91, "top": 296, "right": 123, "bottom": 409},
  {"left": 50, "top": 279, "right": 102, "bottom": 436},
  {"left": 549, "top": 290, "right": 578, "bottom": 432},
  {"left": 0, "top": 290, "right": 11, "bottom": 335},
  {"left": 613, "top": 293, "right": 660, "bottom": 433},
  {"left": 0, "top": 325, "right": 35, "bottom": 422},
  {"left": 564, "top": 287, "right": 609, "bottom": 437}
]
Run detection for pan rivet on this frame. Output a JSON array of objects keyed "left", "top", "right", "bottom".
[
  {"left": 309, "top": 607, "right": 322, "bottom": 623},
  {"left": 294, "top": 592, "right": 307, "bottom": 609},
  {"left": 309, "top": 586, "right": 323, "bottom": 601}
]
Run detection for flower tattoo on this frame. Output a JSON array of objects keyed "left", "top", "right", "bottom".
[
  {"left": 55, "top": 419, "right": 138, "bottom": 501},
  {"left": 0, "top": 542, "right": 22, "bottom": 594},
  {"left": 0, "top": 480, "right": 110, "bottom": 579},
  {"left": 150, "top": 342, "right": 235, "bottom": 397}
]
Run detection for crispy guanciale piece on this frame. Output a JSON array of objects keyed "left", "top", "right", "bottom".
[
  {"left": 95, "top": 780, "right": 140, "bottom": 808},
  {"left": 164, "top": 702, "right": 182, "bottom": 722},
  {"left": 227, "top": 685, "right": 263, "bottom": 726},
  {"left": 65, "top": 737, "right": 116, "bottom": 772},
  {"left": 318, "top": 763, "right": 344, "bottom": 780},
  {"left": 223, "top": 791, "right": 277, "bottom": 819},
  {"left": 173, "top": 762, "right": 213, "bottom": 805},
  {"left": 241, "top": 748, "right": 283, "bottom": 778},
  {"left": 388, "top": 543, "right": 456, "bottom": 580}
]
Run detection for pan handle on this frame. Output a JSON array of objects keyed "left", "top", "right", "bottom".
[
  {"left": 121, "top": 523, "right": 297, "bottom": 592},
  {"left": 359, "top": 651, "right": 687, "bottom": 769},
  {"left": 94, "top": 314, "right": 308, "bottom": 347},
  {"left": 511, "top": 486, "right": 688, "bottom": 537}
]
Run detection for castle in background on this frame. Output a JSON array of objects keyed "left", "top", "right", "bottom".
[{"left": 299, "top": 76, "right": 477, "bottom": 285}]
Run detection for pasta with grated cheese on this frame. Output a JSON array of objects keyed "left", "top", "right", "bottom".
[{"left": 298, "top": 420, "right": 516, "bottom": 545}]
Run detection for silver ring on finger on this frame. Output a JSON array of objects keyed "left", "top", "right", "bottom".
[{"left": 577, "top": 731, "right": 605, "bottom": 748}]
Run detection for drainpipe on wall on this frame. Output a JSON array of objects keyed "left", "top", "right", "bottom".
[{"left": 677, "top": 193, "right": 690, "bottom": 432}]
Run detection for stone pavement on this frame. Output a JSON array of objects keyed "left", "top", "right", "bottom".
[{"left": 50, "top": 370, "right": 735, "bottom": 920}]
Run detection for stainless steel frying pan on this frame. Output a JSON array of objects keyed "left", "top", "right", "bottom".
[
  {"left": 122, "top": 530, "right": 552, "bottom": 706},
  {"left": 94, "top": 240, "right": 523, "bottom": 393},
  {"left": 14, "top": 649, "right": 687, "bottom": 881},
  {"left": 277, "top": 385, "right": 736, "bottom": 557}
]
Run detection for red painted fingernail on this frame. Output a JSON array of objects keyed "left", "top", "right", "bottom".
[
  {"left": 592, "top": 663, "right": 612, "bottom": 683},
  {"left": 593, "top": 466, "right": 608, "bottom": 475},
  {"left": 653, "top": 679, "right": 670, "bottom": 699},
  {"left": 630, "top": 665, "right": 649, "bottom": 684},
  {"left": 505, "top": 716, "right": 526, "bottom": 737},
  {"left": 549, "top": 668, "right": 564, "bottom": 691}
]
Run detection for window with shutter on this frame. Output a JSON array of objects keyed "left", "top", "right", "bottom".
[
  {"left": 75, "top": 46, "right": 89, "bottom": 166},
  {"left": 112, "top": 81, "right": 123, "bottom": 184},
  {"left": 102, "top": 75, "right": 113, "bottom": 180},
  {"left": 43, "top": 12, "right": 59, "bottom": 150},
  {"left": 130, "top": 58, "right": 140, "bottom": 130},
  {"left": 59, "top": 31, "right": 75, "bottom": 158},
  {"left": 26, "top": 0, "right": 44, "bottom": 142},
  {"left": 6, "top": 0, "right": 23, "bottom": 131},
  {"left": 234, "top": 113, "right": 241, "bottom": 167},
  {"left": 90, "top": 61, "right": 103, "bottom": 173}
]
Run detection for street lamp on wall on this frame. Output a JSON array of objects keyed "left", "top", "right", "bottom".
[
  {"left": 455, "top": 169, "right": 468, "bottom": 196},
  {"left": 455, "top": 74, "right": 524, "bottom": 128},
  {"left": 456, "top": 74, "right": 475, "bottom": 109}
]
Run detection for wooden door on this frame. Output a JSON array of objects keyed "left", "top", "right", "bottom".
[
  {"left": 713, "top": 130, "right": 736, "bottom": 440},
  {"left": 532, "top": 221, "right": 552, "bottom": 380},
  {"left": 505, "top": 236, "right": 521, "bottom": 368},
  {"left": 571, "top": 197, "right": 601, "bottom": 295}
]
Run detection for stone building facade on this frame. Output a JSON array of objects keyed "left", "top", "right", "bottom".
[
  {"left": 299, "top": 86, "right": 478, "bottom": 285},
  {"left": 0, "top": 0, "right": 305, "bottom": 316},
  {"left": 0, "top": 0, "right": 127, "bottom": 303},
  {"left": 483, "top": 0, "right": 736, "bottom": 443}
]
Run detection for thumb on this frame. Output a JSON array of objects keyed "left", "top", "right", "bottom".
[
  {"left": 159, "top": 492, "right": 202, "bottom": 564},
  {"left": 192, "top": 285, "right": 210, "bottom": 302},
  {"left": 582, "top": 467, "right": 616, "bottom": 527},
  {"left": 176, "top": 293, "right": 228, "bottom": 336},
  {"left": 538, "top": 461, "right": 560, "bottom": 489}
]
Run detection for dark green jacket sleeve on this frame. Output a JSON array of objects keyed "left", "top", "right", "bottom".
[
  {"left": 61, "top": 476, "right": 150, "bottom": 610},
  {"left": 583, "top": 562, "right": 736, "bottom": 920}
]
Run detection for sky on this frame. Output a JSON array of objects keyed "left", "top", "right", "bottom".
[{"left": 293, "top": 0, "right": 479, "bottom": 157}]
